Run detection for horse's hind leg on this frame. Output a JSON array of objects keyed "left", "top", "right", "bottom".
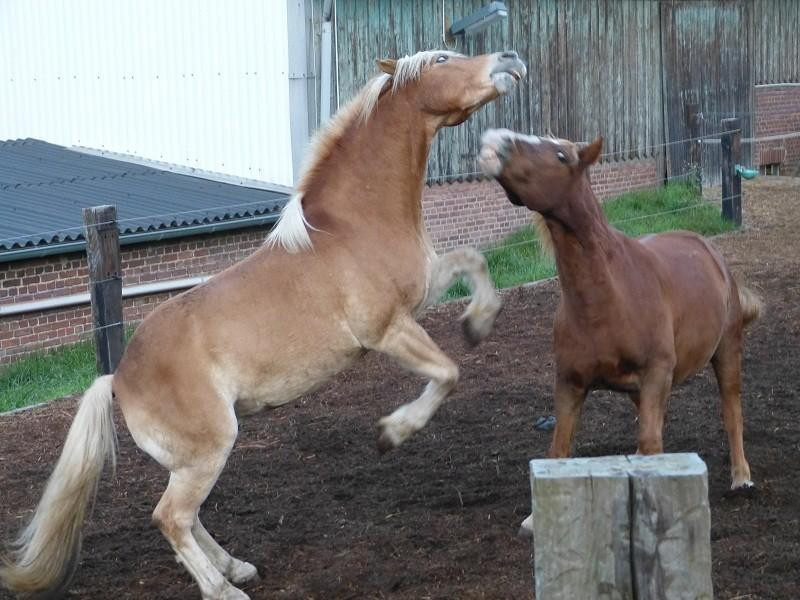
[
  {"left": 711, "top": 335, "right": 753, "bottom": 489},
  {"left": 425, "top": 248, "right": 502, "bottom": 346},
  {"left": 193, "top": 520, "right": 259, "bottom": 584},
  {"left": 153, "top": 465, "right": 250, "bottom": 600}
]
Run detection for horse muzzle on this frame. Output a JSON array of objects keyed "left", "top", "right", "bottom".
[{"left": 490, "top": 52, "right": 527, "bottom": 95}]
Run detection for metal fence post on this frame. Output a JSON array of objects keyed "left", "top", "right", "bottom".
[
  {"left": 83, "top": 205, "right": 124, "bottom": 375},
  {"left": 721, "top": 118, "right": 742, "bottom": 226}
]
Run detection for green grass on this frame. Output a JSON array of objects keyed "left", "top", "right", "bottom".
[
  {"left": 0, "top": 339, "right": 97, "bottom": 412},
  {"left": 1, "top": 183, "right": 734, "bottom": 412},
  {"left": 0, "top": 327, "right": 136, "bottom": 413},
  {"left": 444, "top": 182, "right": 734, "bottom": 299}
]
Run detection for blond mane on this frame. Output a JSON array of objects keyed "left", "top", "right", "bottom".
[
  {"left": 265, "top": 50, "right": 460, "bottom": 253},
  {"left": 531, "top": 212, "right": 554, "bottom": 258}
]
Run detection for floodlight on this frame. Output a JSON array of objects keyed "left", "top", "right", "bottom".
[{"left": 450, "top": 2, "right": 508, "bottom": 36}]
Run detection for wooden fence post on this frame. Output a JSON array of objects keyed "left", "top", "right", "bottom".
[
  {"left": 530, "top": 453, "right": 712, "bottom": 600},
  {"left": 83, "top": 205, "right": 124, "bottom": 375},
  {"left": 721, "top": 117, "right": 742, "bottom": 226},
  {"left": 685, "top": 101, "right": 702, "bottom": 192}
]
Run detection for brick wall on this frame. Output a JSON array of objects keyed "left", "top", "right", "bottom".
[
  {"left": 0, "top": 157, "right": 659, "bottom": 363},
  {"left": 423, "top": 157, "right": 659, "bottom": 252},
  {"left": 0, "top": 227, "right": 271, "bottom": 363},
  {"left": 588, "top": 158, "right": 660, "bottom": 201},
  {"left": 423, "top": 179, "right": 528, "bottom": 253},
  {"left": 754, "top": 84, "right": 800, "bottom": 173}
]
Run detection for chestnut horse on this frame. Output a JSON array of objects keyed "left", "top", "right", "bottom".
[
  {"left": 1, "top": 51, "right": 526, "bottom": 600},
  {"left": 478, "top": 129, "right": 762, "bottom": 535}
]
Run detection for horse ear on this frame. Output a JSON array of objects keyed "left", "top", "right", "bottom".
[
  {"left": 578, "top": 136, "right": 603, "bottom": 166},
  {"left": 376, "top": 58, "right": 397, "bottom": 75}
]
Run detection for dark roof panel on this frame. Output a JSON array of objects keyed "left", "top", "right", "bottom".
[{"left": 0, "top": 138, "right": 289, "bottom": 254}]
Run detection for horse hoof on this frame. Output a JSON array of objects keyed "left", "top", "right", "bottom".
[
  {"left": 461, "top": 318, "right": 482, "bottom": 347},
  {"left": 377, "top": 429, "right": 396, "bottom": 454},
  {"left": 229, "top": 561, "right": 259, "bottom": 585},
  {"left": 724, "top": 480, "right": 756, "bottom": 499},
  {"left": 217, "top": 583, "right": 250, "bottom": 600},
  {"left": 461, "top": 302, "right": 502, "bottom": 347},
  {"left": 517, "top": 514, "right": 534, "bottom": 539}
]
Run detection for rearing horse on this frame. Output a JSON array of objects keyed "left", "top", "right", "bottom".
[
  {"left": 478, "top": 129, "right": 762, "bottom": 535},
  {"left": 0, "top": 51, "right": 526, "bottom": 600}
]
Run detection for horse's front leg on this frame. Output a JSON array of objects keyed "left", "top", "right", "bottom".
[
  {"left": 425, "top": 248, "right": 502, "bottom": 346},
  {"left": 371, "top": 314, "right": 459, "bottom": 452},
  {"left": 519, "top": 380, "right": 587, "bottom": 538}
]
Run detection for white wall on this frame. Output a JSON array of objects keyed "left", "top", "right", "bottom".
[{"left": 0, "top": 0, "right": 294, "bottom": 186}]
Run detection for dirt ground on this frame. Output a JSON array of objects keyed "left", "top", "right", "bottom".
[{"left": 1, "top": 177, "right": 798, "bottom": 599}]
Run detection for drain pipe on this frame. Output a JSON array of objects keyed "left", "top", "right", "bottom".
[
  {"left": 320, "top": 0, "right": 334, "bottom": 124},
  {"left": 0, "top": 275, "right": 211, "bottom": 317}
]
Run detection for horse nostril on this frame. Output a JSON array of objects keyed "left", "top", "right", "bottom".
[{"left": 501, "top": 51, "right": 518, "bottom": 60}]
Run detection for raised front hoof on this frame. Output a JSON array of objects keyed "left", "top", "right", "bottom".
[
  {"left": 517, "top": 514, "right": 534, "bottom": 539},
  {"left": 228, "top": 561, "right": 260, "bottom": 585},
  {"left": 461, "top": 318, "right": 483, "bottom": 348},
  {"left": 461, "top": 304, "right": 502, "bottom": 347},
  {"left": 377, "top": 413, "right": 415, "bottom": 454},
  {"left": 377, "top": 430, "right": 396, "bottom": 455}
]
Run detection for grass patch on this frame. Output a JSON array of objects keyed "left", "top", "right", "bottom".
[
  {"left": 0, "top": 326, "right": 136, "bottom": 413},
  {"left": 444, "top": 182, "right": 734, "bottom": 299},
  {"left": 1, "top": 183, "right": 733, "bottom": 411},
  {"left": 0, "top": 339, "right": 96, "bottom": 412}
]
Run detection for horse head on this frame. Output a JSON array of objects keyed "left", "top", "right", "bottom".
[
  {"left": 478, "top": 129, "right": 604, "bottom": 213},
  {"left": 374, "top": 50, "right": 526, "bottom": 128}
]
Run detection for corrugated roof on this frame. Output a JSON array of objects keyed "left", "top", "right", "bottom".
[{"left": 0, "top": 138, "right": 289, "bottom": 256}]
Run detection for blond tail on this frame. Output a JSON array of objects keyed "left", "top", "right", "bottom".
[
  {"left": 738, "top": 284, "right": 764, "bottom": 328},
  {"left": 0, "top": 375, "right": 117, "bottom": 598}
]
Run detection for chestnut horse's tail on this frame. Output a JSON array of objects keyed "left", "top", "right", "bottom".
[
  {"left": 738, "top": 283, "right": 764, "bottom": 328},
  {"left": 0, "top": 375, "right": 117, "bottom": 598}
]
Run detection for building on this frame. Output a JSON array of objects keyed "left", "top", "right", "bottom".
[{"left": 1, "top": 0, "right": 798, "bottom": 362}]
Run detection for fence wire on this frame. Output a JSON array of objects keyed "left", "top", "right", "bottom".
[
  {"left": 0, "top": 123, "right": 792, "bottom": 345},
  {"left": 4, "top": 127, "right": 800, "bottom": 249}
]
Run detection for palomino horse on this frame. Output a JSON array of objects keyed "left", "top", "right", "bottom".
[
  {"left": 1, "top": 51, "right": 526, "bottom": 600},
  {"left": 478, "top": 129, "right": 762, "bottom": 535}
]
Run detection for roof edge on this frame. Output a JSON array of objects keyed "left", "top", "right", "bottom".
[
  {"left": 0, "top": 213, "right": 279, "bottom": 264},
  {"left": 69, "top": 146, "right": 294, "bottom": 194}
]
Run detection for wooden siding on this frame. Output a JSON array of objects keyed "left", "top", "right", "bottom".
[
  {"left": 752, "top": 0, "right": 800, "bottom": 85},
  {"left": 308, "top": 0, "right": 798, "bottom": 181},
  {"left": 661, "top": 0, "right": 754, "bottom": 185}
]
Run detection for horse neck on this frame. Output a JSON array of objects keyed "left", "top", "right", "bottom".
[
  {"left": 302, "top": 88, "right": 433, "bottom": 232},
  {"left": 546, "top": 180, "right": 623, "bottom": 312}
]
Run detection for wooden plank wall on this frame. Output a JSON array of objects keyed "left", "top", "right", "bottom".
[
  {"left": 751, "top": 0, "right": 800, "bottom": 85},
  {"left": 307, "top": 0, "right": 798, "bottom": 182},
  {"left": 660, "top": 0, "right": 754, "bottom": 186}
]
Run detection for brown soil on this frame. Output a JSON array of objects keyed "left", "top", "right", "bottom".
[{"left": 1, "top": 177, "right": 798, "bottom": 599}]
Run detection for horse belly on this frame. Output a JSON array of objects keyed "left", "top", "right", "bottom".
[{"left": 224, "top": 345, "right": 364, "bottom": 415}]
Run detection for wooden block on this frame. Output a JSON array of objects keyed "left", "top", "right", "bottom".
[
  {"left": 530, "top": 453, "right": 712, "bottom": 600},
  {"left": 531, "top": 456, "right": 633, "bottom": 600},
  {"left": 628, "top": 454, "right": 712, "bottom": 600}
]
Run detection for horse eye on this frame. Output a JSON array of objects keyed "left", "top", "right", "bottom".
[
  {"left": 556, "top": 151, "right": 568, "bottom": 163},
  {"left": 436, "top": 55, "right": 449, "bottom": 63}
]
